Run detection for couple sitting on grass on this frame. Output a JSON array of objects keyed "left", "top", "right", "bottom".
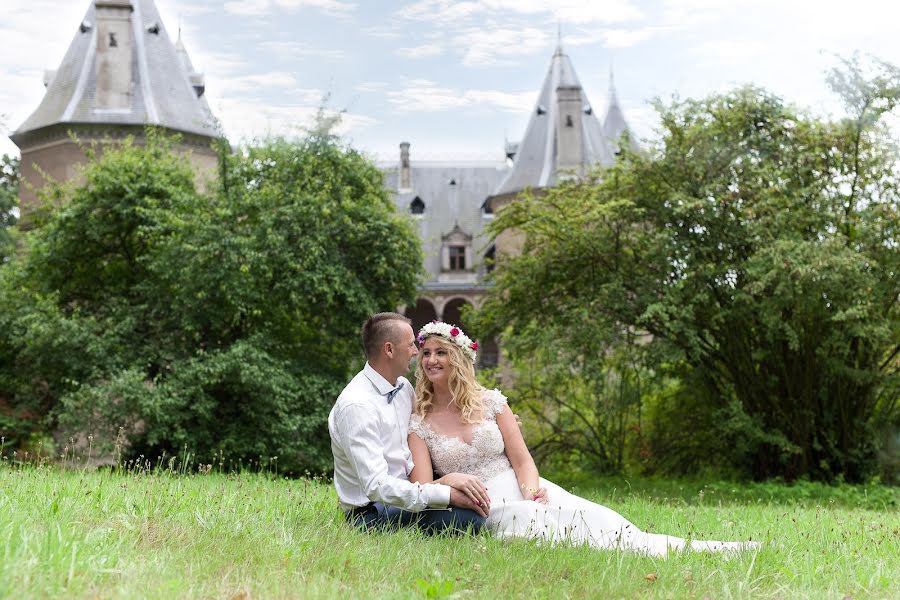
[{"left": 329, "top": 312, "right": 760, "bottom": 557}]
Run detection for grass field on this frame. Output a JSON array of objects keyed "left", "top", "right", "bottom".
[{"left": 0, "top": 462, "right": 897, "bottom": 599}]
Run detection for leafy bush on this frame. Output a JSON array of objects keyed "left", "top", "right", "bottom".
[
  {"left": 0, "top": 129, "right": 422, "bottom": 473},
  {"left": 477, "top": 57, "right": 900, "bottom": 482}
]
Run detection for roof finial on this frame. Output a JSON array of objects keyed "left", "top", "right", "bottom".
[
  {"left": 608, "top": 59, "right": 620, "bottom": 106},
  {"left": 555, "top": 19, "right": 563, "bottom": 55}
]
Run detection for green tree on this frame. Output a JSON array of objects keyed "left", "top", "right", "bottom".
[
  {"left": 0, "top": 154, "right": 18, "bottom": 263},
  {"left": 0, "top": 129, "right": 422, "bottom": 472},
  {"left": 476, "top": 59, "right": 899, "bottom": 482}
]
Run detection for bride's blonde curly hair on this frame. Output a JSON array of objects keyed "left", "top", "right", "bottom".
[{"left": 415, "top": 336, "right": 485, "bottom": 423}]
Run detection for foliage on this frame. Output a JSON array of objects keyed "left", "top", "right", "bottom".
[
  {"left": 0, "top": 128, "right": 422, "bottom": 473},
  {"left": 499, "top": 334, "right": 650, "bottom": 475},
  {"left": 476, "top": 57, "right": 900, "bottom": 483},
  {"left": 1, "top": 464, "right": 898, "bottom": 598},
  {"left": 0, "top": 154, "right": 18, "bottom": 263}
]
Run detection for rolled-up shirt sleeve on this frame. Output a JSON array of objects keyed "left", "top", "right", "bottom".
[{"left": 336, "top": 403, "right": 450, "bottom": 511}]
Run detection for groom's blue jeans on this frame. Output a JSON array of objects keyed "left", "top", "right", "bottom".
[{"left": 347, "top": 502, "right": 486, "bottom": 534}]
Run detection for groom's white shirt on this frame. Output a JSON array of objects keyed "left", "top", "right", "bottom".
[{"left": 329, "top": 362, "right": 451, "bottom": 512}]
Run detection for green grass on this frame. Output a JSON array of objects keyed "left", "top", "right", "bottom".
[{"left": 0, "top": 463, "right": 897, "bottom": 599}]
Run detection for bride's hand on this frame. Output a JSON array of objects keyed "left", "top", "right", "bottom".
[
  {"left": 532, "top": 487, "right": 549, "bottom": 505},
  {"left": 440, "top": 473, "right": 490, "bottom": 509}
]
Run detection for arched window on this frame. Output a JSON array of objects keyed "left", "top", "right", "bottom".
[{"left": 410, "top": 196, "right": 425, "bottom": 215}]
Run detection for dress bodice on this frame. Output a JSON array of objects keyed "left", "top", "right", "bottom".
[{"left": 409, "top": 389, "right": 512, "bottom": 483}]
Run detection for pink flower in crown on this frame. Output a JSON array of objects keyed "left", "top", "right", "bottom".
[
  {"left": 471, "top": 342, "right": 479, "bottom": 351},
  {"left": 450, "top": 327, "right": 460, "bottom": 337}
]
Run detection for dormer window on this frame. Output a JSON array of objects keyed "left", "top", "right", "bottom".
[
  {"left": 441, "top": 224, "right": 473, "bottom": 273},
  {"left": 410, "top": 196, "right": 425, "bottom": 215},
  {"left": 449, "top": 246, "right": 466, "bottom": 270}
]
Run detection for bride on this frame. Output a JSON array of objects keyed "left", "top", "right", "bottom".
[{"left": 407, "top": 321, "right": 761, "bottom": 557}]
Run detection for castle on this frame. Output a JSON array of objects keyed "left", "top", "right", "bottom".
[
  {"left": 12, "top": 1, "right": 636, "bottom": 366},
  {"left": 383, "top": 47, "right": 637, "bottom": 365},
  {"left": 11, "top": 0, "right": 220, "bottom": 213}
]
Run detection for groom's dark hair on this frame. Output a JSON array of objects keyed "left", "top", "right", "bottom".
[{"left": 362, "top": 312, "right": 412, "bottom": 359}]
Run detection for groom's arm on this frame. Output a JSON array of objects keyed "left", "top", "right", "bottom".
[
  {"left": 335, "top": 402, "right": 450, "bottom": 512},
  {"left": 408, "top": 433, "right": 491, "bottom": 514}
]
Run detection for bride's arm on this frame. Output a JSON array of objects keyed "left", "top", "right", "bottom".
[
  {"left": 408, "top": 433, "right": 491, "bottom": 512},
  {"left": 496, "top": 407, "right": 547, "bottom": 503},
  {"left": 407, "top": 433, "right": 435, "bottom": 484}
]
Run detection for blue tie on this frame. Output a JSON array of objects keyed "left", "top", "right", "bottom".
[{"left": 386, "top": 383, "right": 403, "bottom": 404}]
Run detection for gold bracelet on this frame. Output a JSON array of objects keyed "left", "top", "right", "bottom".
[{"left": 520, "top": 483, "right": 538, "bottom": 496}]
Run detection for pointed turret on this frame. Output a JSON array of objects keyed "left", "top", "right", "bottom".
[
  {"left": 175, "top": 25, "right": 206, "bottom": 98},
  {"left": 11, "top": 0, "right": 220, "bottom": 216},
  {"left": 600, "top": 67, "right": 639, "bottom": 156},
  {"left": 487, "top": 45, "right": 622, "bottom": 206}
]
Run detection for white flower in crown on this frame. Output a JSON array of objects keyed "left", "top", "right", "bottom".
[{"left": 416, "top": 320, "right": 478, "bottom": 363}]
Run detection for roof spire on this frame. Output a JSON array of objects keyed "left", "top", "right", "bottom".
[
  {"left": 608, "top": 60, "right": 619, "bottom": 103},
  {"left": 554, "top": 20, "right": 564, "bottom": 56}
]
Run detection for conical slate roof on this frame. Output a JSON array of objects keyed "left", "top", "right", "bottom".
[
  {"left": 600, "top": 71, "right": 639, "bottom": 156},
  {"left": 491, "top": 46, "right": 633, "bottom": 199},
  {"left": 13, "top": 0, "right": 218, "bottom": 142}
]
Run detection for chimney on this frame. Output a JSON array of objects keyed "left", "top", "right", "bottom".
[
  {"left": 555, "top": 85, "right": 584, "bottom": 175},
  {"left": 94, "top": 0, "right": 134, "bottom": 110},
  {"left": 399, "top": 141, "right": 411, "bottom": 191}
]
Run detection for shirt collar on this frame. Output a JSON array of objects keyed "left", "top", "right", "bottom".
[{"left": 363, "top": 362, "right": 400, "bottom": 396}]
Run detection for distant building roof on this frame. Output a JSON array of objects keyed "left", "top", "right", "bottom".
[
  {"left": 490, "top": 45, "right": 636, "bottom": 200},
  {"left": 600, "top": 69, "right": 639, "bottom": 157},
  {"left": 12, "top": 0, "right": 218, "bottom": 144},
  {"left": 383, "top": 154, "right": 508, "bottom": 285}
]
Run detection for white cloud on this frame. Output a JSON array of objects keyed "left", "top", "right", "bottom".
[
  {"left": 387, "top": 79, "right": 533, "bottom": 113},
  {"left": 601, "top": 27, "right": 658, "bottom": 49},
  {"left": 224, "top": 0, "right": 356, "bottom": 17},
  {"left": 361, "top": 26, "right": 404, "bottom": 40},
  {"left": 210, "top": 97, "right": 376, "bottom": 143},
  {"left": 395, "top": 43, "right": 444, "bottom": 59},
  {"left": 355, "top": 81, "right": 389, "bottom": 93},
  {"left": 457, "top": 26, "right": 548, "bottom": 67},
  {"left": 216, "top": 72, "right": 304, "bottom": 95},
  {"left": 689, "top": 38, "right": 767, "bottom": 66},
  {"left": 396, "top": 0, "right": 642, "bottom": 25},
  {"left": 257, "top": 41, "right": 347, "bottom": 61}
]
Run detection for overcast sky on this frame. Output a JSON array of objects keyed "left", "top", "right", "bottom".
[{"left": 2, "top": 0, "right": 900, "bottom": 162}]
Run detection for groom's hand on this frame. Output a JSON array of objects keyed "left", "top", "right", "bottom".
[
  {"left": 449, "top": 487, "right": 489, "bottom": 518},
  {"left": 438, "top": 473, "right": 490, "bottom": 511}
]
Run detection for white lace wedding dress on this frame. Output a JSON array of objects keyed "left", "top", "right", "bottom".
[{"left": 409, "top": 389, "right": 761, "bottom": 557}]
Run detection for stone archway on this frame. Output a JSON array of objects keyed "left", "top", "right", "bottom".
[
  {"left": 440, "top": 297, "right": 498, "bottom": 369},
  {"left": 440, "top": 297, "right": 470, "bottom": 331},
  {"left": 404, "top": 298, "right": 438, "bottom": 336}
]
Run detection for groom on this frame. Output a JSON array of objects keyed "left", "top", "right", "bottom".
[{"left": 328, "top": 312, "right": 489, "bottom": 532}]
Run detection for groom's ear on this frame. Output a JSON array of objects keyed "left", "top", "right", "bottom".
[{"left": 383, "top": 340, "right": 394, "bottom": 359}]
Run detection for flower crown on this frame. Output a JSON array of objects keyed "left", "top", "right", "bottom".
[{"left": 417, "top": 321, "right": 478, "bottom": 363}]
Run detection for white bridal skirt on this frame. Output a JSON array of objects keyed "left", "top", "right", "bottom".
[{"left": 484, "top": 469, "right": 760, "bottom": 558}]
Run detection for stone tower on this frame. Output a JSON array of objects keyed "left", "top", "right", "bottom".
[
  {"left": 485, "top": 44, "right": 638, "bottom": 254},
  {"left": 10, "top": 0, "right": 220, "bottom": 219}
]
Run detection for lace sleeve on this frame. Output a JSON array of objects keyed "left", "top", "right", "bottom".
[
  {"left": 408, "top": 413, "right": 429, "bottom": 440},
  {"left": 483, "top": 388, "right": 509, "bottom": 417}
]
